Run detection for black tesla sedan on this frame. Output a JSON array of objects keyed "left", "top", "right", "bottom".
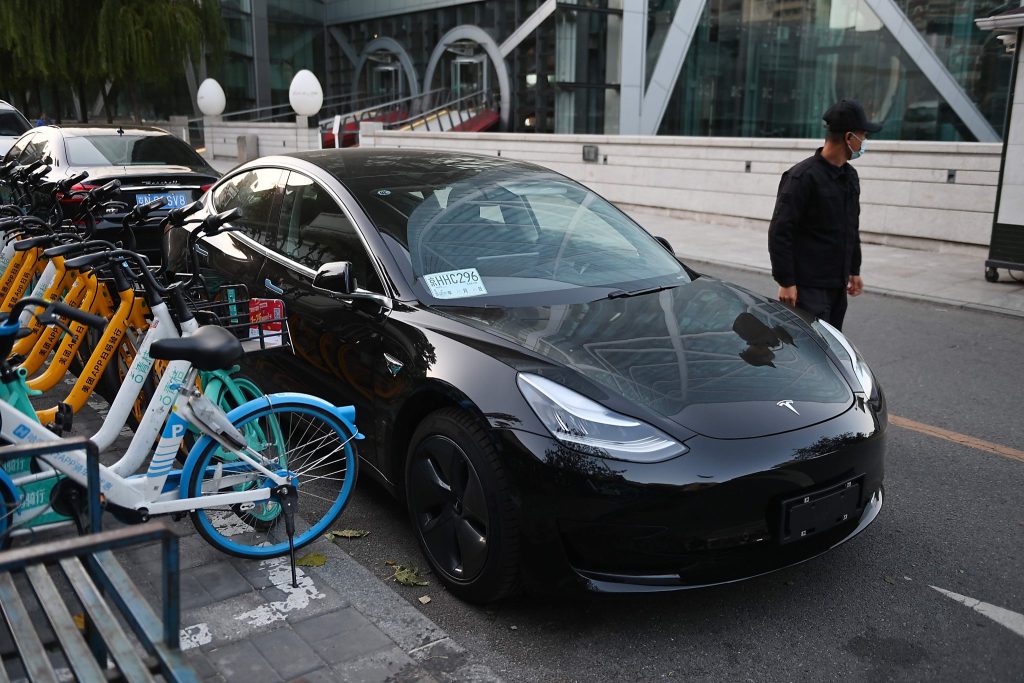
[
  {"left": 3, "top": 125, "right": 219, "bottom": 263},
  {"left": 165, "top": 149, "right": 885, "bottom": 603}
]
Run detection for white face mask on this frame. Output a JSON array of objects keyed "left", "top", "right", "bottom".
[{"left": 847, "top": 133, "right": 866, "bottom": 160}]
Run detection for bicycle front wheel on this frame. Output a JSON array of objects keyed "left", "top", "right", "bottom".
[{"left": 186, "top": 402, "right": 358, "bottom": 558}]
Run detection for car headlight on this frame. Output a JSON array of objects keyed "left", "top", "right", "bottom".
[
  {"left": 516, "top": 373, "right": 688, "bottom": 463},
  {"left": 814, "top": 320, "right": 875, "bottom": 399}
]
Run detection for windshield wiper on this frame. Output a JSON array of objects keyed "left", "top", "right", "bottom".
[{"left": 606, "top": 283, "right": 680, "bottom": 299}]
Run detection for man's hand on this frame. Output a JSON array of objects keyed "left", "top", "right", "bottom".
[
  {"left": 847, "top": 275, "right": 864, "bottom": 297},
  {"left": 778, "top": 285, "right": 797, "bottom": 306}
]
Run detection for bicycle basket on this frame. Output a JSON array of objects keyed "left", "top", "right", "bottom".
[{"left": 186, "top": 284, "right": 294, "bottom": 354}]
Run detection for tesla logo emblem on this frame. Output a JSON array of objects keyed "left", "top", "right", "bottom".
[
  {"left": 777, "top": 400, "right": 800, "bottom": 415},
  {"left": 383, "top": 353, "right": 404, "bottom": 376}
]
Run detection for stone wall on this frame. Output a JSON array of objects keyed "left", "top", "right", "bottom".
[
  {"left": 201, "top": 118, "right": 322, "bottom": 161},
  {"left": 360, "top": 129, "right": 1002, "bottom": 252}
]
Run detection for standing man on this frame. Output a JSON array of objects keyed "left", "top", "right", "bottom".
[{"left": 768, "top": 99, "right": 882, "bottom": 331}]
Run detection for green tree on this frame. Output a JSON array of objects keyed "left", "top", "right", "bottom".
[{"left": 0, "top": 0, "right": 224, "bottom": 122}]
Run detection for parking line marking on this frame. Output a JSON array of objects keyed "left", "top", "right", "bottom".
[
  {"left": 931, "top": 586, "right": 1024, "bottom": 639},
  {"left": 890, "top": 416, "right": 1024, "bottom": 463}
]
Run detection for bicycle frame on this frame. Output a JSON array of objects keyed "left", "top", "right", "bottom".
[
  {"left": 22, "top": 274, "right": 97, "bottom": 384},
  {"left": 0, "top": 383, "right": 288, "bottom": 525}
]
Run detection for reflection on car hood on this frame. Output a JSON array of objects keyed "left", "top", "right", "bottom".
[{"left": 438, "top": 277, "right": 854, "bottom": 439}]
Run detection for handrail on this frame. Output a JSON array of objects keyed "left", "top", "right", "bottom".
[
  {"left": 389, "top": 90, "right": 496, "bottom": 133},
  {"left": 319, "top": 88, "right": 450, "bottom": 128},
  {"left": 187, "top": 92, "right": 369, "bottom": 125}
]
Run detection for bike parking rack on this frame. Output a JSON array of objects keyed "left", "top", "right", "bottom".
[{"left": 0, "top": 441, "right": 197, "bottom": 682}]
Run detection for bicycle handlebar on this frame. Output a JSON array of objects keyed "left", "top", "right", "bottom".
[
  {"left": 19, "top": 160, "right": 45, "bottom": 176},
  {"left": 1, "top": 297, "right": 107, "bottom": 332},
  {"left": 56, "top": 171, "right": 89, "bottom": 194},
  {"left": 41, "top": 301, "right": 108, "bottom": 330},
  {"left": 167, "top": 199, "right": 204, "bottom": 225},
  {"left": 88, "top": 179, "right": 121, "bottom": 202},
  {"left": 44, "top": 239, "right": 117, "bottom": 260}
]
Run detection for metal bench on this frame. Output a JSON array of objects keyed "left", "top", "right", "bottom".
[{"left": 0, "top": 440, "right": 198, "bottom": 682}]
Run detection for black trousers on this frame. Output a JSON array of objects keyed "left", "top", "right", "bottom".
[{"left": 797, "top": 286, "right": 848, "bottom": 330}]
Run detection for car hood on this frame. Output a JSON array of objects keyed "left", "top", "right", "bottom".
[{"left": 435, "top": 277, "right": 854, "bottom": 439}]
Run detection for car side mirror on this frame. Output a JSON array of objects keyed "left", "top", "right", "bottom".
[
  {"left": 655, "top": 236, "right": 675, "bottom": 255},
  {"left": 313, "top": 261, "right": 354, "bottom": 295}
]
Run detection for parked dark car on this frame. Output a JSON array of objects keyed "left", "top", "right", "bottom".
[
  {"left": 165, "top": 149, "right": 886, "bottom": 603},
  {"left": 3, "top": 125, "right": 219, "bottom": 263}
]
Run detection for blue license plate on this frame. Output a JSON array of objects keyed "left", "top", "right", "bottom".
[{"left": 135, "top": 191, "right": 190, "bottom": 209}]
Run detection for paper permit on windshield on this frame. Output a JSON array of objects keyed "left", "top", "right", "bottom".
[{"left": 423, "top": 267, "right": 487, "bottom": 299}]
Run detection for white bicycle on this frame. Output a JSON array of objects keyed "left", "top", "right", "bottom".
[{"left": 0, "top": 209, "right": 361, "bottom": 575}]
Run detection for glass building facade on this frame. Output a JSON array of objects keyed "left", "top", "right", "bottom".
[
  {"left": 212, "top": 0, "right": 1017, "bottom": 141},
  {"left": 657, "top": 0, "right": 1014, "bottom": 141}
]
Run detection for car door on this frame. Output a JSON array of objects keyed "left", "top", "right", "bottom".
[
  {"left": 254, "top": 170, "right": 390, "bottom": 469},
  {"left": 198, "top": 167, "right": 285, "bottom": 294}
]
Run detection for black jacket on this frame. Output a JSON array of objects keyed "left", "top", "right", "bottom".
[{"left": 768, "top": 149, "right": 862, "bottom": 289}]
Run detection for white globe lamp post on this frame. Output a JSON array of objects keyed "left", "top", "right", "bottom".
[
  {"left": 196, "top": 78, "right": 226, "bottom": 117},
  {"left": 289, "top": 70, "right": 323, "bottom": 117}
]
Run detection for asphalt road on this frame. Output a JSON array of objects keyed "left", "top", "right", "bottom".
[{"left": 333, "top": 264, "right": 1024, "bottom": 682}]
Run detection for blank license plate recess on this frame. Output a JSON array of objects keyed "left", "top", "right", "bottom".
[{"left": 779, "top": 476, "right": 863, "bottom": 544}]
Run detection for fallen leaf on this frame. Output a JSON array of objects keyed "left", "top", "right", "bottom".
[
  {"left": 295, "top": 552, "right": 326, "bottom": 567},
  {"left": 326, "top": 529, "right": 370, "bottom": 540},
  {"left": 884, "top": 576, "right": 896, "bottom": 585},
  {"left": 73, "top": 614, "right": 85, "bottom": 630},
  {"left": 385, "top": 560, "right": 397, "bottom": 566},
  {"left": 391, "top": 564, "right": 429, "bottom": 587},
  {"left": 418, "top": 595, "right": 431, "bottom": 605}
]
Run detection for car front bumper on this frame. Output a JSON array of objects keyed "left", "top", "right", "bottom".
[{"left": 498, "top": 398, "right": 886, "bottom": 594}]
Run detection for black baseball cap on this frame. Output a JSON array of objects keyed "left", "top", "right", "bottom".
[{"left": 823, "top": 99, "right": 882, "bottom": 133}]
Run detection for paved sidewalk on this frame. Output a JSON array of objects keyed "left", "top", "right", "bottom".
[
  {"left": 23, "top": 385, "right": 501, "bottom": 683},
  {"left": 629, "top": 209, "right": 1024, "bottom": 319}
]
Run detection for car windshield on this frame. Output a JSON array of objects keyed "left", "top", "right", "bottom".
[
  {"left": 64, "top": 134, "right": 205, "bottom": 167},
  {"left": 0, "top": 112, "right": 30, "bottom": 136},
  {"left": 342, "top": 163, "right": 690, "bottom": 305}
]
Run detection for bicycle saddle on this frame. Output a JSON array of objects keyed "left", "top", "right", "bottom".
[{"left": 149, "top": 325, "right": 244, "bottom": 371}]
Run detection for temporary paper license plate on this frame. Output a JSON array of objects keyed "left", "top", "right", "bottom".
[
  {"left": 135, "top": 191, "right": 191, "bottom": 209},
  {"left": 423, "top": 267, "right": 487, "bottom": 299}
]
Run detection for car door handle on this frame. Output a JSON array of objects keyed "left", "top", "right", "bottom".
[
  {"left": 264, "top": 279, "right": 284, "bottom": 294},
  {"left": 195, "top": 245, "right": 209, "bottom": 258}
]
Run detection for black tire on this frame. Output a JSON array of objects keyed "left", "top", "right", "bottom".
[
  {"left": 405, "top": 408, "right": 520, "bottom": 603},
  {"left": 985, "top": 267, "right": 999, "bottom": 282}
]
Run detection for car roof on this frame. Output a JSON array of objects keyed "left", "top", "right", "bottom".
[
  {"left": 283, "top": 147, "right": 542, "bottom": 181},
  {"left": 0, "top": 100, "right": 18, "bottom": 111}
]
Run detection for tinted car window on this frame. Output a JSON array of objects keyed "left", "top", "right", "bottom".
[
  {"left": 344, "top": 165, "right": 688, "bottom": 305},
  {"left": 4, "top": 133, "right": 32, "bottom": 162},
  {"left": 212, "top": 168, "right": 285, "bottom": 243},
  {"left": 64, "top": 134, "right": 206, "bottom": 166},
  {"left": 21, "top": 134, "right": 48, "bottom": 163},
  {"left": 276, "top": 172, "right": 382, "bottom": 292},
  {"left": 0, "top": 112, "right": 30, "bottom": 136}
]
